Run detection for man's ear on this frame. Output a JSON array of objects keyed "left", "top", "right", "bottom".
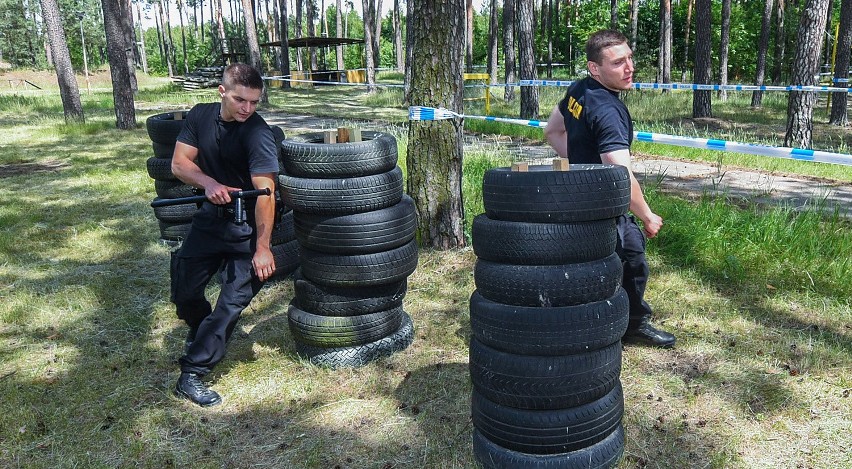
[
  {"left": 218, "top": 84, "right": 226, "bottom": 98},
  {"left": 587, "top": 61, "right": 599, "bottom": 78}
]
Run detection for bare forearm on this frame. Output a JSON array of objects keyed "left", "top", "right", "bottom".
[{"left": 253, "top": 195, "right": 275, "bottom": 249}]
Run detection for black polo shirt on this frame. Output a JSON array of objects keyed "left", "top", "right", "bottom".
[
  {"left": 176, "top": 102, "right": 279, "bottom": 191},
  {"left": 557, "top": 77, "right": 633, "bottom": 164}
]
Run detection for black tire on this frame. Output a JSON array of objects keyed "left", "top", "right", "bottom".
[
  {"left": 474, "top": 252, "right": 622, "bottom": 307},
  {"left": 294, "top": 311, "right": 414, "bottom": 369},
  {"left": 146, "top": 157, "right": 177, "bottom": 181},
  {"left": 482, "top": 164, "right": 630, "bottom": 223},
  {"left": 469, "top": 338, "right": 621, "bottom": 410},
  {"left": 469, "top": 288, "right": 628, "bottom": 355},
  {"left": 472, "top": 215, "right": 617, "bottom": 265},
  {"left": 472, "top": 382, "right": 623, "bottom": 455},
  {"left": 293, "top": 195, "right": 416, "bottom": 254},
  {"left": 281, "top": 131, "right": 398, "bottom": 178},
  {"left": 271, "top": 239, "right": 300, "bottom": 278},
  {"left": 152, "top": 141, "right": 175, "bottom": 159},
  {"left": 154, "top": 180, "right": 197, "bottom": 199},
  {"left": 146, "top": 111, "right": 189, "bottom": 145},
  {"left": 288, "top": 301, "right": 403, "bottom": 347},
  {"left": 270, "top": 210, "right": 296, "bottom": 246},
  {"left": 293, "top": 269, "right": 407, "bottom": 316},
  {"left": 472, "top": 424, "right": 624, "bottom": 469},
  {"left": 152, "top": 200, "right": 198, "bottom": 223},
  {"left": 158, "top": 220, "right": 192, "bottom": 241},
  {"left": 299, "top": 238, "right": 418, "bottom": 287},
  {"left": 279, "top": 166, "right": 404, "bottom": 215}
]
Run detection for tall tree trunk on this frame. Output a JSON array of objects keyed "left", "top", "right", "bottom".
[
  {"left": 336, "top": 0, "right": 344, "bottom": 70},
  {"left": 307, "top": 0, "right": 318, "bottom": 71},
  {"left": 404, "top": 0, "right": 413, "bottom": 102},
  {"left": 102, "top": 0, "right": 137, "bottom": 129},
  {"left": 517, "top": 0, "right": 538, "bottom": 118},
  {"left": 178, "top": 0, "right": 190, "bottom": 74},
  {"left": 785, "top": 0, "right": 830, "bottom": 147},
  {"left": 295, "top": 0, "right": 303, "bottom": 69},
  {"left": 120, "top": 0, "right": 139, "bottom": 92},
  {"left": 657, "top": 0, "right": 671, "bottom": 85},
  {"left": 40, "top": 0, "right": 84, "bottom": 122},
  {"left": 164, "top": 0, "right": 178, "bottom": 70},
  {"left": 278, "top": 0, "right": 291, "bottom": 87},
  {"left": 718, "top": 0, "right": 731, "bottom": 101},
  {"left": 241, "top": 0, "right": 266, "bottom": 102},
  {"left": 216, "top": 0, "right": 230, "bottom": 58},
  {"left": 362, "top": 0, "right": 377, "bottom": 90},
  {"left": 155, "top": 4, "right": 165, "bottom": 63},
  {"left": 680, "top": 0, "right": 693, "bottom": 82},
  {"left": 373, "top": 0, "right": 383, "bottom": 69},
  {"left": 394, "top": 0, "right": 403, "bottom": 71},
  {"left": 487, "top": 0, "right": 499, "bottom": 84},
  {"left": 692, "top": 0, "right": 711, "bottom": 118},
  {"left": 158, "top": 0, "right": 175, "bottom": 75},
  {"left": 772, "top": 0, "right": 787, "bottom": 83},
  {"left": 200, "top": 0, "right": 205, "bottom": 41},
  {"left": 406, "top": 0, "right": 466, "bottom": 249},
  {"left": 272, "top": 0, "right": 282, "bottom": 70},
  {"left": 629, "top": 0, "right": 638, "bottom": 51},
  {"left": 830, "top": 0, "right": 852, "bottom": 125},
  {"left": 136, "top": 3, "right": 149, "bottom": 73},
  {"left": 503, "top": 0, "right": 516, "bottom": 101},
  {"left": 752, "top": 0, "right": 775, "bottom": 107},
  {"left": 823, "top": 0, "right": 835, "bottom": 72},
  {"left": 545, "top": 0, "right": 552, "bottom": 78},
  {"left": 610, "top": 0, "right": 618, "bottom": 29},
  {"left": 466, "top": 0, "right": 474, "bottom": 72}
]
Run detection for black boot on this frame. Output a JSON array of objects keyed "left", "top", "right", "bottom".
[
  {"left": 175, "top": 372, "right": 222, "bottom": 407},
  {"left": 623, "top": 318, "right": 676, "bottom": 348}
]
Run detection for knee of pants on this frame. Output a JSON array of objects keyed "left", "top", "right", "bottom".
[{"left": 174, "top": 298, "right": 212, "bottom": 323}]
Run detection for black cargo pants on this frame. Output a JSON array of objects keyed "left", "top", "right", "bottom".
[
  {"left": 615, "top": 214, "right": 654, "bottom": 331},
  {"left": 170, "top": 202, "right": 263, "bottom": 376}
]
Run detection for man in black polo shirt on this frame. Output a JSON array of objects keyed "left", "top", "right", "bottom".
[
  {"left": 170, "top": 63, "right": 279, "bottom": 406},
  {"left": 544, "top": 29, "right": 676, "bottom": 348}
]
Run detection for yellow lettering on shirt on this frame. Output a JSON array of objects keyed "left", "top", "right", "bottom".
[{"left": 567, "top": 96, "right": 583, "bottom": 120}]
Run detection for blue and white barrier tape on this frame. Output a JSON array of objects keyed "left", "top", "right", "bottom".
[
  {"left": 520, "top": 79, "right": 852, "bottom": 93},
  {"left": 408, "top": 106, "right": 852, "bottom": 167}
]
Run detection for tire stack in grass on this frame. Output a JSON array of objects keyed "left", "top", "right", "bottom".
[
  {"left": 145, "top": 111, "right": 195, "bottom": 245},
  {"left": 278, "top": 130, "right": 417, "bottom": 368},
  {"left": 469, "top": 162, "right": 632, "bottom": 468},
  {"left": 269, "top": 125, "right": 300, "bottom": 279}
]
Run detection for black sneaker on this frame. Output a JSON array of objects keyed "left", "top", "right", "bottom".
[
  {"left": 623, "top": 321, "right": 676, "bottom": 348},
  {"left": 175, "top": 372, "right": 222, "bottom": 407}
]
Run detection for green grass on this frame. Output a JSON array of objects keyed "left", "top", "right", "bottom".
[{"left": 0, "top": 80, "right": 851, "bottom": 468}]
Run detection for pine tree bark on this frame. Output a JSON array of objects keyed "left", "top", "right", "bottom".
[
  {"left": 336, "top": 0, "right": 345, "bottom": 70},
  {"left": 120, "top": 0, "right": 139, "bottom": 92},
  {"left": 216, "top": 0, "right": 230, "bottom": 57},
  {"left": 680, "top": 0, "right": 693, "bottom": 82},
  {"left": 278, "top": 0, "right": 291, "bottom": 87},
  {"left": 177, "top": 0, "right": 190, "bottom": 74},
  {"left": 307, "top": 0, "right": 318, "bottom": 71},
  {"left": 158, "top": 0, "right": 175, "bottom": 75},
  {"left": 751, "top": 0, "right": 774, "bottom": 107},
  {"left": 718, "top": 0, "right": 731, "bottom": 101},
  {"left": 466, "top": 0, "right": 474, "bottom": 72},
  {"left": 394, "top": 0, "right": 403, "bottom": 71},
  {"left": 503, "top": 0, "right": 516, "bottom": 102},
  {"left": 629, "top": 0, "right": 638, "bottom": 51},
  {"left": 830, "top": 0, "right": 852, "bottom": 125},
  {"left": 39, "top": 0, "right": 84, "bottom": 122},
  {"left": 657, "top": 0, "right": 671, "bottom": 85},
  {"left": 406, "top": 0, "right": 466, "bottom": 249},
  {"left": 517, "top": 0, "right": 538, "bottom": 118},
  {"left": 295, "top": 0, "right": 304, "bottom": 70},
  {"left": 241, "top": 0, "right": 266, "bottom": 102},
  {"left": 785, "top": 0, "right": 831, "bottom": 147},
  {"left": 610, "top": 0, "right": 617, "bottom": 29},
  {"left": 487, "top": 0, "right": 499, "bottom": 84},
  {"left": 772, "top": 0, "right": 786, "bottom": 83},
  {"left": 102, "top": 0, "right": 137, "bottom": 129},
  {"left": 362, "top": 0, "right": 377, "bottom": 91},
  {"left": 692, "top": 0, "right": 711, "bottom": 118}
]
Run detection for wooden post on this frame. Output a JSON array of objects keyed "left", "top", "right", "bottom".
[
  {"left": 323, "top": 130, "right": 338, "bottom": 144},
  {"left": 511, "top": 162, "right": 529, "bottom": 172},
  {"left": 337, "top": 127, "right": 350, "bottom": 143},
  {"left": 552, "top": 158, "right": 569, "bottom": 171},
  {"left": 174, "top": 111, "right": 183, "bottom": 120}
]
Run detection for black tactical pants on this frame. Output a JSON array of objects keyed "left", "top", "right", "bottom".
[
  {"left": 615, "top": 214, "right": 654, "bottom": 331},
  {"left": 170, "top": 202, "right": 262, "bottom": 376}
]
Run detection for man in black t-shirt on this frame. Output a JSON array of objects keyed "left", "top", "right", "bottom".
[
  {"left": 170, "top": 63, "right": 279, "bottom": 406},
  {"left": 544, "top": 30, "right": 676, "bottom": 348}
]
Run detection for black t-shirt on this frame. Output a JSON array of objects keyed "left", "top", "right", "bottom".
[
  {"left": 176, "top": 102, "right": 279, "bottom": 191},
  {"left": 557, "top": 77, "right": 633, "bottom": 164}
]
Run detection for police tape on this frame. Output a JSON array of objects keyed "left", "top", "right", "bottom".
[
  {"left": 519, "top": 79, "right": 852, "bottom": 93},
  {"left": 408, "top": 106, "right": 852, "bottom": 167}
]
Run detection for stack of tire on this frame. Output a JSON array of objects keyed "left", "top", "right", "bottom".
[
  {"left": 269, "top": 126, "right": 300, "bottom": 279},
  {"left": 469, "top": 164, "right": 632, "bottom": 468},
  {"left": 278, "top": 131, "right": 417, "bottom": 368},
  {"left": 145, "top": 111, "right": 196, "bottom": 245}
]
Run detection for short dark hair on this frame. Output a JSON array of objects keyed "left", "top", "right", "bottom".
[
  {"left": 222, "top": 63, "right": 264, "bottom": 90},
  {"left": 586, "top": 30, "right": 629, "bottom": 64}
]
